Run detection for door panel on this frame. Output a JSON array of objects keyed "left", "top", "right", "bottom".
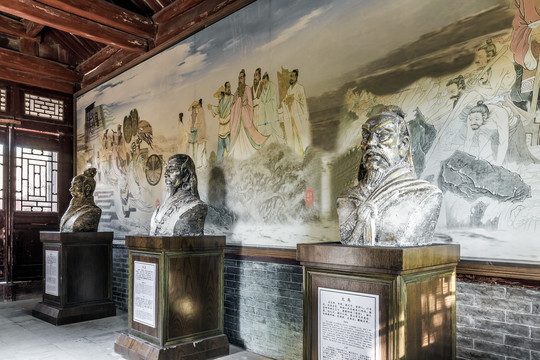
[{"left": 1, "top": 127, "right": 72, "bottom": 281}]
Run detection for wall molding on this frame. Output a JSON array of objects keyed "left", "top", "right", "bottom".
[{"left": 224, "top": 245, "right": 540, "bottom": 281}]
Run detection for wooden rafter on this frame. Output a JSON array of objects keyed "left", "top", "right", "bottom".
[
  {"left": 0, "top": 0, "right": 148, "bottom": 52},
  {"left": 153, "top": 0, "right": 200, "bottom": 24},
  {"left": 0, "top": 47, "right": 82, "bottom": 82},
  {"left": 36, "top": 0, "right": 155, "bottom": 39}
]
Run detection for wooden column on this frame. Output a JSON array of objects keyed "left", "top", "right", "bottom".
[
  {"left": 32, "top": 231, "right": 116, "bottom": 325},
  {"left": 297, "top": 242, "right": 460, "bottom": 360},
  {"left": 114, "top": 235, "right": 228, "bottom": 360}
]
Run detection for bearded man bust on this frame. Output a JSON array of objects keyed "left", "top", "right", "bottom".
[
  {"left": 149, "top": 154, "right": 207, "bottom": 236},
  {"left": 337, "top": 107, "right": 442, "bottom": 247}
]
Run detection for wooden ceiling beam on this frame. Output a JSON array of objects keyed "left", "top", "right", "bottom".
[
  {"left": 81, "top": 49, "right": 140, "bottom": 88},
  {"left": 76, "top": 46, "right": 120, "bottom": 75},
  {"left": 36, "top": 0, "right": 155, "bottom": 40},
  {"left": 0, "top": 47, "right": 82, "bottom": 82},
  {"left": 0, "top": 14, "right": 34, "bottom": 39},
  {"left": 153, "top": 0, "right": 200, "bottom": 24},
  {"left": 0, "top": 66, "right": 75, "bottom": 94},
  {"left": 23, "top": 20, "right": 44, "bottom": 38},
  {"left": 49, "top": 29, "right": 93, "bottom": 60},
  {"left": 0, "top": 0, "right": 148, "bottom": 52},
  {"left": 155, "top": 0, "right": 254, "bottom": 46}
]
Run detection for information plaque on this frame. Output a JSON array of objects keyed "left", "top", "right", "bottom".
[
  {"left": 318, "top": 287, "right": 380, "bottom": 360},
  {"left": 133, "top": 261, "right": 157, "bottom": 328},
  {"left": 45, "top": 250, "right": 59, "bottom": 296}
]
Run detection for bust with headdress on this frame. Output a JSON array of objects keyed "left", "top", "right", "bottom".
[
  {"left": 337, "top": 106, "right": 442, "bottom": 246},
  {"left": 60, "top": 168, "right": 102, "bottom": 232},
  {"left": 149, "top": 154, "right": 207, "bottom": 236}
]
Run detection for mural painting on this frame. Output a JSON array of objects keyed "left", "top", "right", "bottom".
[{"left": 77, "top": 0, "right": 540, "bottom": 261}]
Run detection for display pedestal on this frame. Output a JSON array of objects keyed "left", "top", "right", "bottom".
[
  {"left": 32, "top": 232, "right": 116, "bottom": 325},
  {"left": 114, "top": 235, "right": 228, "bottom": 360},
  {"left": 297, "top": 242, "right": 460, "bottom": 360}
]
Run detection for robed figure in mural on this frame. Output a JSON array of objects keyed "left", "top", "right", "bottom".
[
  {"left": 208, "top": 82, "right": 232, "bottom": 161},
  {"left": 150, "top": 155, "right": 207, "bottom": 236},
  {"left": 336, "top": 107, "right": 442, "bottom": 247},
  {"left": 60, "top": 168, "right": 102, "bottom": 232},
  {"left": 257, "top": 72, "right": 284, "bottom": 143},
  {"left": 280, "top": 69, "right": 310, "bottom": 157},
  {"left": 229, "top": 69, "right": 268, "bottom": 159}
]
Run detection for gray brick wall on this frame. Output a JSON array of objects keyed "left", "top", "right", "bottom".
[
  {"left": 223, "top": 259, "right": 303, "bottom": 359},
  {"left": 112, "top": 242, "right": 129, "bottom": 311},
  {"left": 457, "top": 280, "right": 540, "bottom": 360}
]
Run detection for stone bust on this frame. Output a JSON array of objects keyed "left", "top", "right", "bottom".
[
  {"left": 149, "top": 154, "right": 207, "bottom": 236},
  {"left": 337, "top": 107, "right": 442, "bottom": 246},
  {"left": 60, "top": 168, "right": 102, "bottom": 232}
]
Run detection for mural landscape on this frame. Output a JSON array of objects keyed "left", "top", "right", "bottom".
[{"left": 77, "top": 0, "right": 540, "bottom": 261}]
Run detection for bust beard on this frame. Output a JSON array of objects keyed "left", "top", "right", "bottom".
[{"left": 360, "top": 161, "right": 407, "bottom": 192}]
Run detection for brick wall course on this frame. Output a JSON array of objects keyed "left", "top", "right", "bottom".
[{"left": 457, "top": 280, "right": 540, "bottom": 360}]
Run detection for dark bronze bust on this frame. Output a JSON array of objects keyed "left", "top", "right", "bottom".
[
  {"left": 337, "top": 107, "right": 442, "bottom": 246},
  {"left": 60, "top": 168, "right": 102, "bottom": 232},
  {"left": 150, "top": 154, "right": 207, "bottom": 236}
]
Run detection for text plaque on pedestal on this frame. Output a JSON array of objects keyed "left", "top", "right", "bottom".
[
  {"left": 319, "top": 287, "right": 380, "bottom": 360},
  {"left": 133, "top": 261, "right": 157, "bottom": 328},
  {"left": 45, "top": 250, "right": 59, "bottom": 296}
]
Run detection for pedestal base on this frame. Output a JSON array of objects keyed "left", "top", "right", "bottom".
[
  {"left": 32, "top": 301, "right": 116, "bottom": 326},
  {"left": 33, "top": 231, "right": 115, "bottom": 325},
  {"left": 297, "top": 242, "right": 460, "bottom": 360},
  {"left": 114, "top": 333, "right": 229, "bottom": 360}
]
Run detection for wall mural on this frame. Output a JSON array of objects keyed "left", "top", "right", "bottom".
[{"left": 76, "top": 0, "right": 540, "bottom": 262}]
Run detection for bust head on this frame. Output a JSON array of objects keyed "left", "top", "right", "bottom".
[
  {"left": 358, "top": 108, "right": 413, "bottom": 188},
  {"left": 70, "top": 168, "right": 97, "bottom": 200},
  {"left": 164, "top": 154, "right": 199, "bottom": 197},
  {"left": 150, "top": 155, "right": 207, "bottom": 236},
  {"left": 60, "top": 168, "right": 101, "bottom": 232}
]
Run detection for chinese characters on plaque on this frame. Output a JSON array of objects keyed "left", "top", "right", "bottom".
[
  {"left": 318, "top": 288, "right": 380, "bottom": 360},
  {"left": 133, "top": 261, "right": 157, "bottom": 328},
  {"left": 45, "top": 250, "right": 59, "bottom": 296}
]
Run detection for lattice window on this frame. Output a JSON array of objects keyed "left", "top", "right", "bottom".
[
  {"left": 15, "top": 147, "right": 58, "bottom": 212},
  {"left": 24, "top": 93, "right": 64, "bottom": 121},
  {"left": 0, "top": 88, "right": 6, "bottom": 112}
]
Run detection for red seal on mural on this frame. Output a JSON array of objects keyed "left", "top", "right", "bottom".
[{"left": 305, "top": 188, "right": 314, "bottom": 207}]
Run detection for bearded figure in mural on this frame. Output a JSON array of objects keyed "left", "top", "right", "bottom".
[
  {"left": 149, "top": 154, "right": 207, "bottom": 236},
  {"left": 337, "top": 107, "right": 442, "bottom": 247},
  {"left": 60, "top": 168, "right": 102, "bottom": 232},
  {"left": 280, "top": 69, "right": 310, "bottom": 157},
  {"left": 229, "top": 69, "right": 268, "bottom": 159}
]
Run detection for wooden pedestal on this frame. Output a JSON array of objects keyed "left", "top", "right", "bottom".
[
  {"left": 297, "top": 242, "right": 460, "bottom": 360},
  {"left": 114, "top": 235, "right": 228, "bottom": 360},
  {"left": 32, "top": 231, "right": 116, "bottom": 325}
]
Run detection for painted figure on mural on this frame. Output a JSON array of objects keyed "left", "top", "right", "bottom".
[
  {"left": 60, "top": 168, "right": 102, "bottom": 232},
  {"left": 177, "top": 112, "right": 189, "bottom": 155},
  {"left": 463, "top": 100, "right": 539, "bottom": 165},
  {"left": 229, "top": 69, "right": 268, "bottom": 159},
  {"left": 208, "top": 82, "right": 232, "bottom": 161},
  {"left": 510, "top": 0, "right": 540, "bottom": 112},
  {"left": 280, "top": 69, "right": 310, "bottom": 157},
  {"left": 252, "top": 67, "right": 262, "bottom": 129},
  {"left": 256, "top": 72, "right": 284, "bottom": 142},
  {"left": 467, "top": 39, "right": 516, "bottom": 100},
  {"left": 189, "top": 99, "right": 207, "bottom": 168},
  {"left": 150, "top": 154, "right": 207, "bottom": 236},
  {"left": 336, "top": 107, "right": 442, "bottom": 247}
]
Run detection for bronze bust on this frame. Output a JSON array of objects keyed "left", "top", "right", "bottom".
[
  {"left": 149, "top": 154, "right": 207, "bottom": 236},
  {"left": 60, "top": 168, "right": 102, "bottom": 232},
  {"left": 337, "top": 107, "right": 442, "bottom": 246}
]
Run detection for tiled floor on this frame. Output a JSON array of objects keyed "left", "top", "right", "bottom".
[{"left": 0, "top": 298, "right": 270, "bottom": 360}]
